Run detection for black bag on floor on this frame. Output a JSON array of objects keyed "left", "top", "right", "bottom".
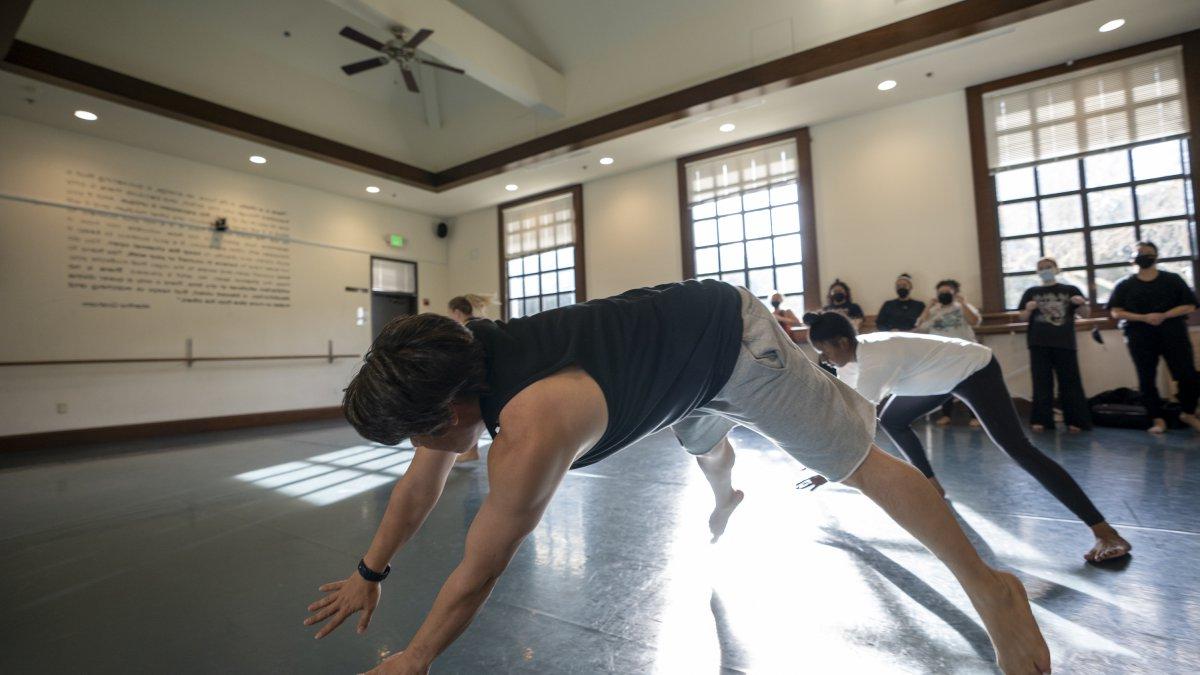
[{"left": 1088, "top": 387, "right": 1185, "bottom": 429}]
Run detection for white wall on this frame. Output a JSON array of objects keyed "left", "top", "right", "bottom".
[
  {"left": 0, "top": 115, "right": 449, "bottom": 436},
  {"left": 445, "top": 206, "right": 501, "bottom": 314}
]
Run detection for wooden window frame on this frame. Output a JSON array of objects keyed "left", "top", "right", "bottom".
[
  {"left": 676, "top": 127, "right": 821, "bottom": 311},
  {"left": 496, "top": 184, "right": 586, "bottom": 319},
  {"left": 967, "top": 30, "right": 1200, "bottom": 313}
]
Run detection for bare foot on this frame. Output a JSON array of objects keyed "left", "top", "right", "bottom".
[
  {"left": 935, "top": 415, "right": 952, "bottom": 427},
  {"left": 1147, "top": 418, "right": 1167, "bottom": 435},
  {"left": 1067, "top": 425, "right": 1083, "bottom": 434},
  {"left": 1085, "top": 523, "right": 1132, "bottom": 563},
  {"left": 455, "top": 446, "right": 481, "bottom": 464},
  {"left": 928, "top": 476, "right": 947, "bottom": 499},
  {"left": 1179, "top": 412, "right": 1200, "bottom": 433},
  {"left": 969, "top": 570, "right": 1051, "bottom": 675},
  {"left": 1030, "top": 424, "right": 1045, "bottom": 433},
  {"left": 968, "top": 418, "right": 982, "bottom": 429},
  {"left": 709, "top": 489, "right": 744, "bottom": 543}
]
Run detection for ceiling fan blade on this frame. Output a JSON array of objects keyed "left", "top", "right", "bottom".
[
  {"left": 418, "top": 59, "right": 465, "bottom": 75},
  {"left": 342, "top": 56, "right": 389, "bottom": 75},
  {"left": 404, "top": 28, "right": 433, "bottom": 50},
  {"left": 401, "top": 67, "right": 420, "bottom": 93},
  {"left": 339, "top": 26, "right": 385, "bottom": 52}
]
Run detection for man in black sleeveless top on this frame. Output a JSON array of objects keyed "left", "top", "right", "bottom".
[{"left": 306, "top": 280, "right": 1050, "bottom": 675}]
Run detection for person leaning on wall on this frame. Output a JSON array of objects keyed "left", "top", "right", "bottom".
[
  {"left": 1017, "top": 257, "right": 1092, "bottom": 433},
  {"left": 876, "top": 273, "right": 926, "bottom": 332},
  {"left": 1107, "top": 241, "right": 1200, "bottom": 435}
]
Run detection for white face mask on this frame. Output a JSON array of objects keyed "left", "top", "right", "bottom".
[{"left": 1038, "top": 268, "right": 1056, "bottom": 282}]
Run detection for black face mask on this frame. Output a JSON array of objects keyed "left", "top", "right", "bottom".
[
  {"left": 1134, "top": 254, "right": 1157, "bottom": 269},
  {"left": 896, "top": 287, "right": 910, "bottom": 299},
  {"left": 771, "top": 300, "right": 782, "bottom": 309},
  {"left": 937, "top": 291, "right": 954, "bottom": 305},
  {"left": 831, "top": 292, "right": 847, "bottom": 304}
]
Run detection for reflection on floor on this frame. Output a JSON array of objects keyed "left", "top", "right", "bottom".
[{"left": 1, "top": 420, "right": 1197, "bottom": 673}]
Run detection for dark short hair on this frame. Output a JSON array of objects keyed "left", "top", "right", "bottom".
[
  {"left": 343, "top": 314, "right": 488, "bottom": 445},
  {"left": 447, "top": 296, "right": 473, "bottom": 316},
  {"left": 936, "top": 279, "right": 961, "bottom": 292},
  {"left": 803, "top": 311, "right": 858, "bottom": 345},
  {"left": 1135, "top": 240, "right": 1158, "bottom": 253}
]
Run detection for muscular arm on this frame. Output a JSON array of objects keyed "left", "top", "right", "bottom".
[
  {"left": 363, "top": 447, "right": 457, "bottom": 570},
  {"left": 398, "top": 434, "right": 576, "bottom": 669}
]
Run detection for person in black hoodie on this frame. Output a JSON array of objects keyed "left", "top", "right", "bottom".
[{"left": 876, "top": 273, "right": 926, "bottom": 332}]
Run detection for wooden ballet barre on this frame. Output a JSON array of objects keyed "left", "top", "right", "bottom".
[{"left": 0, "top": 339, "right": 361, "bottom": 367}]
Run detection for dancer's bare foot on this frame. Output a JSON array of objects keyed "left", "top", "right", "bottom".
[
  {"left": 968, "top": 418, "right": 982, "bottom": 429},
  {"left": 1178, "top": 412, "right": 1200, "bottom": 433},
  {"left": 969, "top": 570, "right": 1051, "bottom": 674},
  {"left": 709, "top": 489, "right": 744, "bottom": 543},
  {"left": 1147, "top": 418, "right": 1167, "bottom": 435},
  {"left": 1030, "top": 424, "right": 1045, "bottom": 433},
  {"left": 935, "top": 415, "right": 952, "bottom": 427},
  {"left": 928, "top": 476, "right": 947, "bottom": 498},
  {"left": 1067, "top": 425, "right": 1083, "bottom": 434},
  {"left": 455, "top": 445, "right": 481, "bottom": 463},
  {"left": 1085, "top": 522, "right": 1131, "bottom": 563}
]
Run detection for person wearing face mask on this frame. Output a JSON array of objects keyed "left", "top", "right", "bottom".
[
  {"left": 876, "top": 273, "right": 926, "bottom": 332},
  {"left": 916, "top": 279, "right": 983, "bottom": 427},
  {"left": 769, "top": 290, "right": 801, "bottom": 331},
  {"left": 1017, "top": 258, "right": 1092, "bottom": 434},
  {"left": 822, "top": 279, "right": 864, "bottom": 331},
  {"left": 1107, "top": 241, "right": 1200, "bottom": 435}
]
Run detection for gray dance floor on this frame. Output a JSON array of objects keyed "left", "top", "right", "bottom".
[{"left": 2, "top": 420, "right": 1197, "bottom": 673}]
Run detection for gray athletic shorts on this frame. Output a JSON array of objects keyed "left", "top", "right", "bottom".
[{"left": 671, "top": 287, "right": 877, "bottom": 482}]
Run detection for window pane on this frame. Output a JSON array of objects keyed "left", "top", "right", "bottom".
[
  {"left": 507, "top": 258, "right": 522, "bottom": 276},
  {"left": 695, "top": 247, "right": 719, "bottom": 275},
  {"left": 718, "top": 214, "right": 744, "bottom": 243},
  {"left": 773, "top": 234, "right": 803, "bottom": 265},
  {"left": 776, "top": 264, "right": 804, "bottom": 294},
  {"left": 744, "top": 209, "right": 771, "bottom": 239},
  {"left": 1043, "top": 231, "right": 1085, "bottom": 268},
  {"left": 557, "top": 246, "right": 574, "bottom": 269},
  {"left": 541, "top": 271, "right": 558, "bottom": 294},
  {"left": 1004, "top": 274, "right": 1037, "bottom": 310},
  {"left": 508, "top": 277, "right": 523, "bottom": 299},
  {"left": 1086, "top": 187, "right": 1134, "bottom": 226},
  {"left": 995, "top": 167, "right": 1035, "bottom": 201},
  {"left": 771, "top": 205, "right": 800, "bottom": 234},
  {"left": 717, "top": 195, "right": 742, "bottom": 216},
  {"left": 1084, "top": 149, "right": 1131, "bottom": 188},
  {"left": 1036, "top": 159, "right": 1079, "bottom": 194},
  {"left": 558, "top": 292, "right": 575, "bottom": 307},
  {"left": 558, "top": 269, "right": 576, "bottom": 293},
  {"left": 720, "top": 271, "right": 746, "bottom": 286},
  {"left": 693, "top": 219, "right": 717, "bottom": 247},
  {"left": 523, "top": 275, "right": 540, "bottom": 297},
  {"left": 522, "top": 254, "right": 539, "bottom": 274},
  {"left": 539, "top": 226, "right": 555, "bottom": 249},
  {"left": 998, "top": 201, "right": 1038, "bottom": 236},
  {"left": 543, "top": 294, "right": 559, "bottom": 311},
  {"left": 522, "top": 230, "right": 536, "bottom": 252},
  {"left": 556, "top": 223, "right": 573, "bottom": 245},
  {"left": 1132, "top": 139, "right": 1182, "bottom": 180},
  {"left": 748, "top": 268, "right": 774, "bottom": 296},
  {"left": 1001, "top": 237, "right": 1040, "bottom": 273},
  {"left": 1090, "top": 225, "right": 1136, "bottom": 264},
  {"left": 1039, "top": 194, "right": 1083, "bottom": 231},
  {"left": 1136, "top": 179, "right": 1186, "bottom": 219},
  {"left": 746, "top": 238, "right": 773, "bottom": 268},
  {"left": 743, "top": 188, "right": 770, "bottom": 211},
  {"left": 540, "top": 250, "right": 557, "bottom": 271},
  {"left": 1093, "top": 266, "right": 1128, "bottom": 304},
  {"left": 1141, "top": 220, "right": 1193, "bottom": 258},
  {"left": 691, "top": 201, "right": 716, "bottom": 220},
  {"left": 719, "top": 242, "right": 745, "bottom": 271},
  {"left": 506, "top": 234, "right": 521, "bottom": 256},
  {"left": 1060, "top": 269, "right": 1088, "bottom": 295},
  {"left": 1158, "top": 260, "right": 1195, "bottom": 289},
  {"left": 770, "top": 183, "right": 798, "bottom": 205},
  {"left": 524, "top": 298, "right": 540, "bottom": 316}
]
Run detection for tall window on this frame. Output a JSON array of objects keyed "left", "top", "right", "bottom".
[
  {"left": 977, "top": 47, "right": 1196, "bottom": 309},
  {"left": 498, "top": 186, "right": 585, "bottom": 319},
  {"left": 678, "top": 129, "right": 819, "bottom": 309}
]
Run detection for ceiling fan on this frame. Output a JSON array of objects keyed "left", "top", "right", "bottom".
[{"left": 338, "top": 25, "right": 465, "bottom": 93}]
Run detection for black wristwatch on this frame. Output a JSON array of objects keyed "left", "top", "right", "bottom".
[{"left": 357, "top": 558, "right": 391, "bottom": 583}]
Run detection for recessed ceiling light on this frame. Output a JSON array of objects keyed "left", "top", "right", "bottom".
[
  {"left": 73, "top": 110, "right": 98, "bottom": 121},
  {"left": 719, "top": 123, "right": 736, "bottom": 133},
  {"left": 599, "top": 156, "right": 614, "bottom": 165},
  {"left": 365, "top": 186, "right": 380, "bottom": 193},
  {"left": 1098, "top": 19, "right": 1125, "bottom": 33},
  {"left": 877, "top": 80, "right": 897, "bottom": 91},
  {"left": 505, "top": 184, "right": 518, "bottom": 192},
  {"left": 249, "top": 155, "right": 267, "bottom": 164}
]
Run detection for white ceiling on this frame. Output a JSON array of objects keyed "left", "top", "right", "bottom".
[{"left": 1, "top": 0, "right": 1198, "bottom": 219}]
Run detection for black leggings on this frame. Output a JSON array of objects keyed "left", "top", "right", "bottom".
[{"left": 878, "top": 358, "right": 1105, "bottom": 526}]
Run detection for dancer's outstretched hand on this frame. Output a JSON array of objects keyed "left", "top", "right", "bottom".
[{"left": 305, "top": 573, "right": 381, "bottom": 639}]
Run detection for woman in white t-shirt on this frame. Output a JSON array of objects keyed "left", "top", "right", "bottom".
[{"left": 806, "top": 310, "right": 1130, "bottom": 563}]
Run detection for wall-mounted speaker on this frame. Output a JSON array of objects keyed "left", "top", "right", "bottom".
[{"left": 436, "top": 222, "right": 449, "bottom": 238}]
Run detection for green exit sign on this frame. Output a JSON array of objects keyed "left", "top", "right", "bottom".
[{"left": 389, "top": 234, "right": 406, "bottom": 248}]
